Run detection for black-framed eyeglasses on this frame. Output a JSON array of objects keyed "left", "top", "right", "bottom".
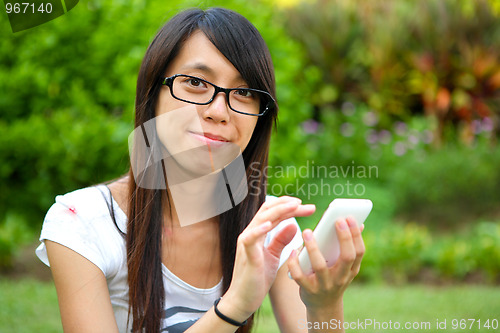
[{"left": 162, "top": 74, "right": 276, "bottom": 116}]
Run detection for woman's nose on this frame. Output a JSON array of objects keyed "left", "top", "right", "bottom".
[{"left": 203, "top": 92, "right": 230, "bottom": 123}]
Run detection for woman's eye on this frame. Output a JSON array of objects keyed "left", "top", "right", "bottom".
[
  {"left": 181, "top": 78, "right": 207, "bottom": 89},
  {"left": 235, "top": 89, "right": 253, "bottom": 98},
  {"left": 187, "top": 79, "right": 203, "bottom": 87}
]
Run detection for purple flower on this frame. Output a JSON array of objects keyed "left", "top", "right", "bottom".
[
  {"left": 341, "top": 102, "right": 355, "bottom": 116},
  {"left": 482, "top": 117, "right": 494, "bottom": 133},
  {"left": 393, "top": 141, "right": 407, "bottom": 156},
  {"left": 473, "top": 120, "right": 482, "bottom": 134},
  {"left": 301, "top": 119, "right": 320, "bottom": 134},
  {"left": 365, "top": 129, "right": 378, "bottom": 144},
  {"left": 394, "top": 121, "right": 408, "bottom": 136},
  {"left": 408, "top": 134, "right": 419, "bottom": 147},
  {"left": 378, "top": 130, "right": 392, "bottom": 144},
  {"left": 421, "top": 130, "right": 433, "bottom": 144},
  {"left": 340, "top": 122, "right": 355, "bottom": 137},
  {"left": 362, "top": 111, "right": 378, "bottom": 127}
]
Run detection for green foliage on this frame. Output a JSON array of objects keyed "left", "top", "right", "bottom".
[
  {"left": 436, "top": 239, "right": 477, "bottom": 280},
  {"left": 1, "top": 0, "right": 499, "bottom": 280},
  {"left": 358, "top": 221, "right": 500, "bottom": 283},
  {"left": 0, "top": 0, "right": 305, "bottom": 225},
  {"left": 0, "top": 107, "right": 131, "bottom": 226},
  {"left": 0, "top": 214, "right": 34, "bottom": 269},
  {"left": 359, "top": 223, "right": 431, "bottom": 283},
  {"left": 389, "top": 143, "right": 500, "bottom": 225},
  {"left": 284, "top": 0, "right": 500, "bottom": 144},
  {"left": 473, "top": 222, "right": 500, "bottom": 280},
  {"left": 436, "top": 222, "right": 500, "bottom": 281}
]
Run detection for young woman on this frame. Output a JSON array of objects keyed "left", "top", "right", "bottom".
[{"left": 36, "top": 7, "right": 365, "bottom": 333}]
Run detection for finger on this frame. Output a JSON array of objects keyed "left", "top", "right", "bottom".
[
  {"left": 240, "top": 221, "right": 272, "bottom": 261},
  {"left": 264, "top": 204, "right": 316, "bottom": 228},
  {"left": 346, "top": 217, "right": 365, "bottom": 274},
  {"left": 291, "top": 204, "right": 316, "bottom": 218},
  {"left": 360, "top": 224, "right": 365, "bottom": 232},
  {"left": 250, "top": 198, "right": 301, "bottom": 226},
  {"left": 266, "top": 223, "right": 297, "bottom": 259},
  {"left": 332, "top": 218, "right": 356, "bottom": 277},
  {"left": 302, "top": 229, "right": 329, "bottom": 284},
  {"left": 250, "top": 197, "right": 315, "bottom": 230},
  {"left": 252, "top": 200, "right": 303, "bottom": 227},
  {"left": 259, "top": 196, "right": 301, "bottom": 212},
  {"left": 287, "top": 249, "right": 311, "bottom": 287},
  {"left": 257, "top": 196, "right": 315, "bottom": 219}
]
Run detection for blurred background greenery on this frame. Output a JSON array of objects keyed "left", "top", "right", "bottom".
[{"left": 0, "top": 0, "right": 499, "bottom": 331}]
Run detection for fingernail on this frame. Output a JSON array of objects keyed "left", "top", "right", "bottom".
[
  {"left": 303, "top": 204, "right": 316, "bottom": 210},
  {"left": 303, "top": 229, "right": 313, "bottom": 241},
  {"left": 338, "top": 220, "right": 348, "bottom": 230},
  {"left": 261, "top": 221, "right": 272, "bottom": 231},
  {"left": 289, "top": 249, "right": 296, "bottom": 258},
  {"left": 285, "top": 200, "right": 300, "bottom": 208}
]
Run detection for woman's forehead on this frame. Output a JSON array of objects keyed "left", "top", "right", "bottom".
[{"left": 166, "top": 31, "right": 246, "bottom": 86}]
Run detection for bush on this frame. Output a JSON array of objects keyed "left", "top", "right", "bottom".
[
  {"left": 469, "top": 222, "right": 500, "bottom": 281},
  {"left": 284, "top": 0, "right": 500, "bottom": 144},
  {"left": 358, "top": 221, "right": 500, "bottom": 284},
  {"left": 0, "top": 214, "right": 34, "bottom": 269},
  {"left": 389, "top": 143, "right": 500, "bottom": 225},
  {"left": 359, "top": 223, "right": 432, "bottom": 284},
  {"left": 0, "top": 0, "right": 309, "bottom": 226}
]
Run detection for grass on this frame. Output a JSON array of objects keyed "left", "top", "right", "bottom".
[
  {"left": 254, "top": 284, "right": 500, "bottom": 332},
  {"left": 0, "top": 278, "right": 61, "bottom": 333},
  {"left": 1, "top": 278, "right": 499, "bottom": 333},
  {"left": 340, "top": 284, "right": 500, "bottom": 332}
]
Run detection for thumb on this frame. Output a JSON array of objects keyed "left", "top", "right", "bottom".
[{"left": 266, "top": 223, "right": 297, "bottom": 259}]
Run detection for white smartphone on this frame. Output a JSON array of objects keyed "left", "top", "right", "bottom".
[{"left": 297, "top": 198, "right": 373, "bottom": 276}]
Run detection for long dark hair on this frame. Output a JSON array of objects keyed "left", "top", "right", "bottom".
[{"left": 126, "top": 8, "right": 277, "bottom": 333}]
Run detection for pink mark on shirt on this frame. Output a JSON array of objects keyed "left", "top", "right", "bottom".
[{"left": 68, "top": 206, "right": 77, "bottom": 215}]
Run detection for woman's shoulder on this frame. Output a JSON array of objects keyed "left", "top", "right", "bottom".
[
  {"left": 43, "top": 184, "right": 128, "bottom": 239},
  {"left": 36, "top": 184, "right": 127, "bottom": 276},
  {"left": 49, "top": 185, "right": 119, "bottom": 219}
]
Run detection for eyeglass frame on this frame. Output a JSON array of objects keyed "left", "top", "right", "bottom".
[{"left": 161, "top": 74, "right": 276, "bottom": 116}]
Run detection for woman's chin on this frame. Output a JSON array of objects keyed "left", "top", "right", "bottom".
[{"left": 164, "top": 154, "right": 221, "bottom": 182}]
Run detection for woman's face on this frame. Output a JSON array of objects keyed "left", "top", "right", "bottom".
[{"left": 155, "top": 31, "right": 258, "bottom": 176}]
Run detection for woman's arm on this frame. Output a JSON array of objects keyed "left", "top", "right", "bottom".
[
  {"left": 185, "top": 196, "right": 315, "bottom": 332},
  {"left": 269, "top": 259, "right": 308, "bottom": 332},
  {"left": 46, "top": 240, "right": 119, "bottom": 333}
]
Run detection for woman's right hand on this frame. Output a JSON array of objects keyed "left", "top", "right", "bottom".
[{"left": 217, "top": 196, "right": 315, "bottom": 322}]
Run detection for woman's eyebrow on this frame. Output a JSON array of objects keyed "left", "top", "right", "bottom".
[
  {"left": 179, "top": 62, "right": 245, "bottom": 83},
  {"left": 179, "top": 62, "right": 214, "bottom": 74}
]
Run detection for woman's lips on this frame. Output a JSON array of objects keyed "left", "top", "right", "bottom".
[{"left": 188, "top": 131, "right": 229, "bottom": 147}]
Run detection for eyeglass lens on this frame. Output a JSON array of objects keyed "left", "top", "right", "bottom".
[{"left": 171, "top": 75, "right": 267, "bottom": 115}]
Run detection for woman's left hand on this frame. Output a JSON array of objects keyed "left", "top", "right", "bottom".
[{"left": 287, "top": 217, "right": 365, "bottom": 315}]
